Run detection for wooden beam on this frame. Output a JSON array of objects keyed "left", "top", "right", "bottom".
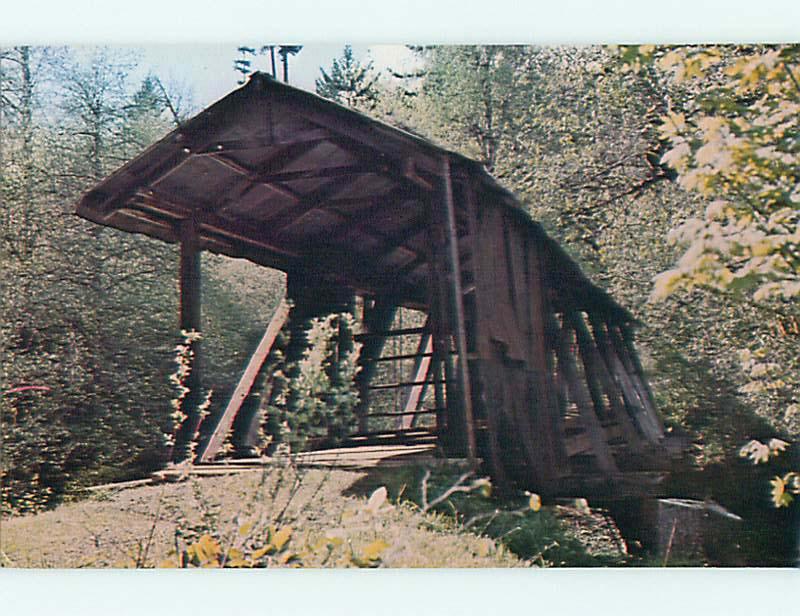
[
  {"left": 589, "top": 315, "right": 663, "bottom": 444},
  {"left": 263, "top": 175, "right": 354, "bottom": 234},
  {"left": 354, "top": 326, "right": 426, "bottom": 341},
  {"left": 326, "top": 184, "right": 421, "bottom": 218},
  {"left": 566, "top": 311, "right": 612, "bottom": 423},
  {"left": 172, "top": 216, "right": 204, "bottom": 462},
  {"left": 608, "top": 324, "right": 664, "bottom": 443},
  {"left": 250, "top": 137, "right": 334, "bottom": 182},
  {"left": 571, "top": 311, "right": 645, "bottom": 452},
  {"left": 270, "top": 93, "right": 442, "bottom": 178},
  {"left": 193, "top": 131, "right": 330, "bottom": 155},
  {"left": 432, "top": 357, "right": 447, "bottom": 432},
  {"left": 179, "top": 216, "right": 202, "bottom": 335},
  {"left": 197, "top": 299, "right": 290, "bottom": 462},
  {"left": 615, "top": 324, "right": 662, "bottom": 420},
  {"left": 133, "top": 191, "right": 300, "bottom": 263},
  {"left": 369, "top": 378, "right": 444, "bottom": 391},
  {"left": 250, "top": 164, "right": 384, "bottom": 184},
  {"left": 551, "top": 315, "right": 619, "bottom": 475},
  {"left": 424, "top": 192, "right": 456, "bottom": 450},
  {"left": 142, "top": 188, "right": 416, "bottom": 301},
  {"left": 441, "top": 156, "right": 477, "bottom": 463},
  {"left": 135, "top": 190, "right": 427, "bottom": 304}
]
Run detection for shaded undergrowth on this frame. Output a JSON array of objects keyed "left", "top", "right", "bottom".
[{"left": 348, "top": 466, "right": 631, "bottom": 567}]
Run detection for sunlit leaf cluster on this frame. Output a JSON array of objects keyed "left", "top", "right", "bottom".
[{"left": 648, "top": 45, "right": 800, "bottom": 303}]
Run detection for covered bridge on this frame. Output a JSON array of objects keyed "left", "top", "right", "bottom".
[{"left": 76, "top": 72, "right": 672, "bottom": 497}]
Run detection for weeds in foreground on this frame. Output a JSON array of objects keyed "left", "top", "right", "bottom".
[
  {"left": 98, "top": 460, "right": 520, "bottom": 568},
  {"left": 71, "top": 459, "right": 632, "bottom": 568},
  {"left": 353, "top": 466, "right": 631, "bottom": 567}
]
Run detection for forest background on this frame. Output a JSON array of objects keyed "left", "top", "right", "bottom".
[{"left": 1, "top": 42, "right": 799, "bottom": 562}]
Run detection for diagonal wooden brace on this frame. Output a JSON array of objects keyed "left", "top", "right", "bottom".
[
  {"left": 198, "top": 299, "right": 290, "bottom": 463},
  {"left": 400, "top": 322, "right": 433, "bottom": 430}
]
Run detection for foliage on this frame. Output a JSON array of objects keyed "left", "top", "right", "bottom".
[
  {"left": 234, "top": 44, "right": 303, "bottom": 84},
  {"left": 615, "top": 45, "right": 800, "bottom": 442},
  {"left": 315, "top": 45, "right": 381, "bottom": 110},
  {"left": 164, "top": 329, "right": 213, "bottom": 462},
  {"left": 0, "top": 46, "right": 276, "bottom": 513},
  {"left": 158, "top": 472, "right": 513, "bottom": 568},
  {"left": 739, "top": 438, "right": 799, "bottom": 508},
  {"left": 263, "top": 313, "right": 362, "bottom": 451},
  {"left": 386, "top": 44, "right": 800, "bottom": 460},
  {"left": 642, "top": 45, "right": 800, "bottom": 303},
  {"left": 165, "top": 525, "right": 301, "bottom": 568}
]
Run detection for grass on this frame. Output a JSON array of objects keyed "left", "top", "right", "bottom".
[
  {"left": 0, "top": 462, "right": 636, "bottom": 568},
  {"left": 0, "top": 465, "right": 520, "bottom": 568}
]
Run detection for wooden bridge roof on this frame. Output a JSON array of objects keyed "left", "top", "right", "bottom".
[{"left": 76, "top": 72, "right": 632, "bottom": 322}]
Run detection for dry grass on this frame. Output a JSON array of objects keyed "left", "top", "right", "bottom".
[{"left": 0, "top": 466, "right": 521, "bottom": 568}]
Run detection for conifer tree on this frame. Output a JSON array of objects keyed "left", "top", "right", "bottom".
[{"left": 315, "top": 45, "right": 380, "bottom": 110}]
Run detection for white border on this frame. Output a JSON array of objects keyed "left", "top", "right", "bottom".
[
  {"left": 1, "top": 0, "right": 799, "bottom": 44},
  {"left": 1, "top": 1, "right": 798, "bottom": 614}
]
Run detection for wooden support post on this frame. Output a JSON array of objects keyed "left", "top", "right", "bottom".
[
  {"left": 172, "top": 216, "right": 203, "bottom": 462},
  {"left": 180, "top": 217, "right": 202, "bottom": 332},
  {"left": 399, "top": 327, "right": 434, "bottom": 429},
  {"left": 425, "top": 176, "right": 456, "bottom": 450},
  {"left": 197, "top": 300, "right": 290, "bottom": 463},
  {"left": 433, "top": 357, "right": 447, "bottom": 431},
  {"left": 441, "top": 156, "right": 477, "bottom": 463}
]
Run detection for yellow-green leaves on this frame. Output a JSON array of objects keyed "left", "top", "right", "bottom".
[
  {"left": 271, "top": 525, "right": 293, "bottom": 551},
  {"left": 647, "top": 46, "right": 800, "bottom": 307},
  {"left": 738, "top": 438, "right": 798, "bottom": 509},
  {"left": 770, "top": 473, "right": 800, "bottom": 508},
  {"left": 185, "top": 534, "right": 222, "bottom": 567},
  {"left": 471, "top": 478, "right": 492, "bottom": 499},
  {"left": 361, "top": 539, "right": 390, "bottom": 561},
  {"left": 172, "top": 524, "right": 300, "bottom": 568}
]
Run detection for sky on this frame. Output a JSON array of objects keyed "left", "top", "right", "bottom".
[{"left": 137, "top": 44, "right": 418, "bottom": 109}]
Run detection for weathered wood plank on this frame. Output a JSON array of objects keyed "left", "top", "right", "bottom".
[
  {"left": 459, "top": 174, "right": 510, "bottom": 491},
  {"left": 571, "top": 310, "right": 645, "bottom": 455},
  {"left": 198, "top": 299, "right": 290, "bottom": 462},
  {"left": 592, "top": 320, "right": 663, "bottom": 444},
  {"left": 566, "top": 311, "right": 611, "bottom": 421},
  {"left": 551, "top": 316, "right": 619, "bottom": 475},
  {"left": 368, "top": 378, "right": 444, "bottom": 391},
  {"left": 612, "top": 323, "right": 664, "bottom": 439},
  {"left": 524, "top": 237, "right": 568, "bottom": 482},
  {"left": 353, "top": 326, "right": 425, "bottom": 341},
  {"left": 590, "top": 316, "right": 663, "bottom": 444}
]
